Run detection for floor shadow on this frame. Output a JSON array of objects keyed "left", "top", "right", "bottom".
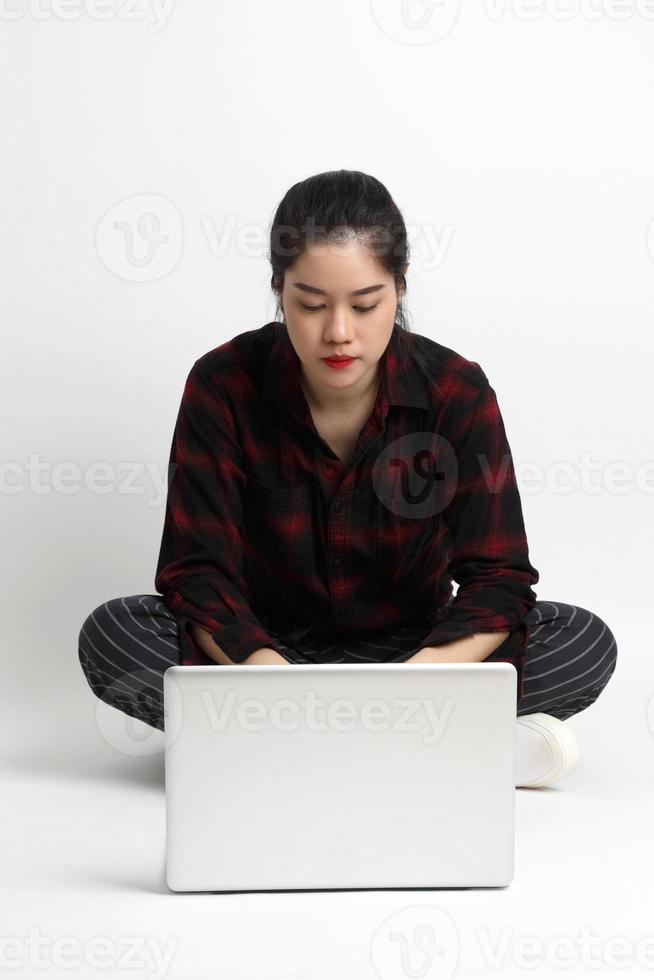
[{"left": 2, "top": 737, "right": 166, "bottom": 790}]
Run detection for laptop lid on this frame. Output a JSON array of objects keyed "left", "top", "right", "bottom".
[{"left": 164, "top": 662, "right": 517, "bottom": 892}]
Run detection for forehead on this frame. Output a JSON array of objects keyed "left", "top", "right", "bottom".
[{"left": 289, "top": 241, "right": 391, "bottom": 290}]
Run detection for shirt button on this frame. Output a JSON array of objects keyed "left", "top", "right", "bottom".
[
  {"left": 332, "top": 558, "right": 341, "bottom": 568},
  {"left": 334, "top": 501, "right": 342, "bottom": 513}
]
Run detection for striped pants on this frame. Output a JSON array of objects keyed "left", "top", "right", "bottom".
[{"left": 78, "top": 596, "right": 618, "bottom": 733}]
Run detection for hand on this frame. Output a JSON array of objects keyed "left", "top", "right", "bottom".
[
  {"left": 189, "top": 626, "right": 289, "bottom": 666},
  {"left": 405, "top": 646, "right": 445, "bottom": 664},
  {"left": 242, "top": 647, "right": 289, "bottom": 665},
  {"left": 405, "top": 631, "right": 511, "bottom": 665}
]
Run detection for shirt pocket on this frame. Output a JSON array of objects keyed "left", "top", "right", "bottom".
[
  {"left": 242, "top": 478, "right": 313, "bottom": 580},
  {"left": 373, "top": 503, "right": 437, "bottom": 580},
  {"left": 246, "top": 477, "right": 310, "bottom": 510}
]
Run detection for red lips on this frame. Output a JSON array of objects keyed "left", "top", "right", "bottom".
[{"left": 323, "top": 355, "right": 356, "bottom": 370}]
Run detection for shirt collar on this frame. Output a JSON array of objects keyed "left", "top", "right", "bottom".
[{"left": 262, "top": 321, "right": 429, "bottom": 411}]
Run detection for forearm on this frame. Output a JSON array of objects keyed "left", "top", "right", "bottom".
[
  {"left": 190, "top": 624, "right": 287, "bottom": 665},
  {"left": 406, "top": 630, "right": 510, "bottom": 664}
]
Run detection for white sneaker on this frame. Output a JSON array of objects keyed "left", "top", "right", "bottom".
[{"left": 515, "top": 712, "right": 580, "bottom": 788}]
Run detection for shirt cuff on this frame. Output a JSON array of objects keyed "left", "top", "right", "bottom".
[
  {"left": 210, "top": 622, "right": 285, "bottom": 664},
  {"left": 418, "top": 620, "right": 527, "bottom": 706}
]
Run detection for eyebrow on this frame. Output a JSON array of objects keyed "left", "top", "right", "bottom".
[{"left": 292, "top": 282, "right": 387, "bottom": 297}]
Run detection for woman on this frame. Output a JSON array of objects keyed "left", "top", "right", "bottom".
[{"left": 78, "top": 169, "right": 618, "bottom": 788}]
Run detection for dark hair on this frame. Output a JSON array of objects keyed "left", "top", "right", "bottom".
[{"left": 267, "top": 170, "right": 416, "bottom": 354}]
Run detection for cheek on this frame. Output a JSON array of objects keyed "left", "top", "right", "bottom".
[
  {"left": 371, "top": 313, "right": 397, "bottom": 354},
  {"left": 372, "top": 300, "right": 397, "bottom": 325},
  {"left": 284, "top": 320, "right": 314, "bottom": 355}
]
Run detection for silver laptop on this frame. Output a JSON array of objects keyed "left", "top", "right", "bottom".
[{"left": 163, "top": 662, "right": 517, "bottom": 892}]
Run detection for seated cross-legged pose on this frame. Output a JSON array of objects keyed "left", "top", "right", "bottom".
[{"left": 78, "top": 169, "right": 618, "bottom": 789}]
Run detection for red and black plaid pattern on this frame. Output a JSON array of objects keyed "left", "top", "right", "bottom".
[{"left": 154, "top": 320, "right": 539, "bottom": 700}]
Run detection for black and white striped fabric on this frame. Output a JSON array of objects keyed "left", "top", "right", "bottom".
[{"left": 78, "top": 595, "right": 617, "bottom": 732}]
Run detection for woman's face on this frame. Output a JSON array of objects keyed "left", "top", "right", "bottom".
[{"left": 280, "top": 239, "right": 404, "bottom": 407}]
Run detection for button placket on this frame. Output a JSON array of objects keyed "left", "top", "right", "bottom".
[
  {"left": 328, "top": 495, "right": 346, "bottom": 565},
  {"left": 325, "top": 480, "right": 356, "bottom": 630}
]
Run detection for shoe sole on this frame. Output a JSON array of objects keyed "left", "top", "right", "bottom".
[{"left": 516, "top": 712, "right": 580, "bottom": 787}]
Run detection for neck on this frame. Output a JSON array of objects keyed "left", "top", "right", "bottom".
[{"left": 300, "top": 362, "right": 381, "bottom": 418}]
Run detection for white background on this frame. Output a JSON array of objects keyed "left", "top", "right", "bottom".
[{"left": 2, "top": 2, "right": 653, "bottom": 978}]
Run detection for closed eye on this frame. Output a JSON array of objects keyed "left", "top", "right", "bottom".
[{"left": 300, "top": 303, "right": 379, "bottom": 314}]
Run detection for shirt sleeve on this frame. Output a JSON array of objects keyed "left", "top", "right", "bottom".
[
  {"left": 418, "top": 377, "right": 539, "bottom": 699},
  {"left": 154, "top": 358, "right": 285, "bottom": 664}
]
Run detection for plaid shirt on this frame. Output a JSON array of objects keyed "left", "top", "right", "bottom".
[{"left": 155, "top": 320, "right": 539, "bottom": 700}]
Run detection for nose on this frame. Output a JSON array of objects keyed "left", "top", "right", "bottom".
[{"left": 323, "top": 312, "right": 355, "bottom": 342}]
